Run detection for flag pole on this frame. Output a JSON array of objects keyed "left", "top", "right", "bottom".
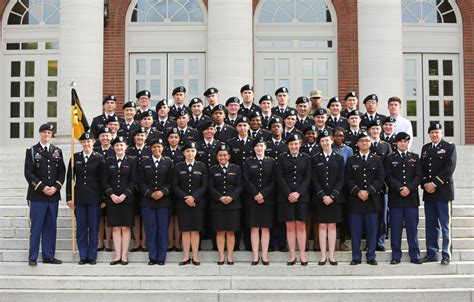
[{"left": 70, "top": 84, "right": 77, "bottom": 258}]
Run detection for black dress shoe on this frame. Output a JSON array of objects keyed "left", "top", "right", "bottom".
[
  {"left": 174, "top": 247, "right": 183, "bottom": 252},
  {"left": 89, "top": 260, "right": 97, "bottom": 265},
  {"left": 226, "top": 260, "right": 234, "bottom": 266},
  {"left": 410, "top": 259, "right": 423, "bottom": 265},
  {"left": 217, "top": 261, "right": 224, "bottom": 265},
  {"left": 300, "top": 261, "right": 308, "bottom": 266},
  {"left": 105, "top": 248, "right": 112, "bottom": 252},
  {"left": 121, "top": 260, "right": 129, "bottom": 265},
  {"left": 329, "top": 260, "right": 338, "bottom": 266},
  {"left": 43, "top": 258, "right": 62, "bottom": 264},
  {"left": 157, "top": 261, "right": 165, "bottom": 266},
  {"left": 441, "top": 258, "right": 450, "bottom": 265},
  {"left": 390, "top": 259, "right": 400, "bottom": 265},
  {"left": 167, "top": 247, "right": 175, "bottom": 252},
  {"left": 110, "top": 259, "right": 121, "bottom": 265},
  {"left": 261, "top": 260, "right": 270, "bottom": 266},
  {"left": 78, "top": 259, "right": 88, "bottom": 265},
  {"left": 376, "top": 245, "right": 386, "bottom": 252},
  {"left": 179, "top": 259, "right": 191, "bottom": 266},
  {"left": 28, "top": 260, "right": 37, "bottom": 266},
  {"left": 148, "top": 260, "right": 156, "bottom": 265},
  {"left": 421, "top": 257, "right": 438, "bottom": 263},
  {"left": 192, "top": 259, "right": 201, "bottom": 266},
  {"left": 130, "top": 247, "right": 141, "bottom": 252},
  {"left": 97, "top": 247, "right": 105, "bottom": 252},
  {"left": 251, "top": 257, "right": 260, "bottom": 266},
  {"left": 287, "top": 259, "right": 297, "bottom": 266},
  {"left": 318, "top": 259, "right": 327, "bottom": 266},
  {"left": 350, "top": 260, "right": 361, "bottom": 265},
  {"left": 367, "top": 259, "right": 378, "bottom": 265}
]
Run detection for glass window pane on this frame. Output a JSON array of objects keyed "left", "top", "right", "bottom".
[
  {"left": 24, "top": 122, "right": 34, "bottom": 138},
  {"left": 189, "top": 59, "right": 199, "bottom": 76},
  {"left": 302, "top": 79, "right": 313, "bottom": 96},
  {"left": 48, "top": 60, "right": 58, "bottom": 77},
  {"left": 317, "top": 59, "right": 328, "bottom": 76},
  {"left": 443, "top": 60, "right": 453, "bottom": 76},
  {"left": 278, "top": 79, "right": 290, "bottom": 90},
  {"left": 429, "top": 80, "right": 439, "bottom": 96},
  {"left": 21, "top": 43, "right": 38, "bottom": 50},
  {"left": 444, "top": 121, "right": 454, "bottom": 136},
  {"left": 443, "top": 11, "right": 456, "bottom": 23},
  {"left": 136, "top": 80, "right": 146, "bottom": 93},
  {"left": 150, "top": 80, "right": 161, "bottom": 96},
  {"left": 429, "top": 100, "right": 439, "bottom": 116},
  {"left": 45, "top": 42, "right": 60, "bottom": 50},
  {"left": 406, "top": 100, "right": 417, "bottom": 116},
  {"left": 150, "top": 59, "right": 161, "bottom": 75},
  {"left": 173, "top": 79, "right": 184, "bottom": 88},
  {"left": 11, "top": 62, "right": 21, "bottom": 77},
  {"left": 264, "top": 59, "right": 275, "bottom": 76},
  {"left": 274, "top": 40, "right": 292, "bottom": 48},
  {"left": 316, "top": 79, "right": 328, "bottom": 98},
  {"left": 136, "top": 59, "right": 146, "bottom": 75},
  {"left": 258, "top": 40, "right": 273, "bottom": 48},
  {"left": 405, "top": 80, "right": 417, "bottom": 96},
  {"left": 278, "top": 59, "right": 289, "bottom": 76},
  {"left": 6, "top": 43, "right": 20, "bottom": 50},
  {"left": 264, "top": 79, "right": 275, "bottom": 95},
  {"left": 444, "top": 100, "right": 454, "bottom": 116},
  {"left": 10, "top": 123, "right": 19, "bottom": 139},
  {"left": 25, "top": 81, "right": 34, "bottom": 97},
  {"left": 443, "top": 80, "right": 453, "bottom": 96},
  {"left": 24, "top": 102, "right": 34, "bottom": 118},
  {"left": 405, "top": 59, "right": 417, "bottom": 76},
  {"left": 25, "top": 61, "right": 35, "bottom": 77},
  {"left": 411, "top": 121, "right": 417, "bottom": 137},
  {"left": 47, "top": 101, "right": 57, "bottom": 118},
  {"left": 174, "top": 59, "right": 184, "bottom": 76},
  {"left": 189, "top": 79, "right": 199, "bottom": 96},
  {"left": 10, "top": 102, "right": 20, "bottom": 118},
  {"left": 429, "top": 60, "right": 438, "bottom": 75},
  {"left": 48, "top": 81, "right": 57, "bottom": 97},
  {"left": 302, "top": 59, "right": 313, "bottom": 76},
  {"left": 11, "top": 82, "right": 20, "bottom": 97}
]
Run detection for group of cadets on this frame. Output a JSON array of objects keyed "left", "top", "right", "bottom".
[{"left": 24, "top": 85, "right": 456, "bottom": 268}]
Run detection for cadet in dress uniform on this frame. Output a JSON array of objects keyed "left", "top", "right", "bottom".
[
  {"left": 212, "top": 104, "right": 237, "bottom": 142},
  {"left": 243, "top": 138, "right": 275, "bottom": 265},
  {"left": 301, "top": 125, "right": 320, "bottom": 157},
  {"left": 154, "top": 99, "right": 177, "bottom": 133},
  {"left": 326, "top": 97, "right": 350, "bottom": 131},
  {"left": 188, "top": 97, "right": 212, "bottom": 129},
  {"left": 175, "top": 109, "right": 200, "bottom": 146},
  {"left": 381, "top": 116, "right": 398, "bottom": 151},
  {"left": 259, "top": 95, "right": 276, "bottom": 130},
  {"left": 90, "top": 95, "right": 124, "bottom": 138},
  {"left": 209, "top": 145, "right": 243, "bottom": 265},
  {"left": 276, "top": 134, "right": 311, "bottom": 266},
  {"left": 282, "top": 109, "right": 303, "bottom": 141},
  {"left": 272, "top": 87, "right": 295, "bottom": 118},
  {"left": 420, "top": 123, "right": 457, "bottom": 265},
  {"left": 135, "top": 90, "right": 158, "bottom": 121},
  {"left": 138, "top": 110, "right": 163, "bottom": 144},
  {"left": 313, "top": 108, "right": 333, "bottom": 134},
  {"left": 224, "top": 97, "right": 243, "bottom": 127},
  {"left": 94, "top": 116, "right": 121, "bottom": 149},
  {"left": 295, "top": 96, "right": 315, "bottom": 131},
  {"left": 138, "top": 138, "right": 174, "bottom": 265},
  {"left": 360, "top": 94, "right": 386, "bottom": 130},
  {"left": 196, "top": 121, "right": 221, "bottom": 169},
  {"left": 126, "top": 127, "right": 152, "bottom": 252},
  {"left": 203, "top": 87, "right": 220, "bottom": 117},
  {"left": 172, "top": 142, "right": 208, "bottom": 266},
  {"left": 239, "top": 84, "right": 262, "bottom": 118},
  {"left": 345, "top": 132, "right": 385, "bottom": 265},
  {"left": 102, "top": 136, "right": 137, "bottom": 265},
  {"left": 120, "top": 101, "right": 140, "bottom": 144},
  {"left": 66, "top": 133, "right": 104, "bottom": 265},
  {"left": 169, "top": 86, "right": 191, "bottom": 121},
  {"left": 385, "top": 132, "right": 423, "bottom": 265},
  {"left": 312, "top": 130, "right": 345, "bottom": 265},
  {"left": 341, "top": 91, "right": 362, "bottom": 118},
  {"left": 24, "top": 123, "right": 65, "bottom": 266},
  {"left": 248, "top": 111, "right": 272, "bottom": 141},
  {"left": 345, "top": 110, "right": 363, "bottom": 152}
]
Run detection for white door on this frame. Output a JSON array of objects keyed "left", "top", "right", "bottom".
[
  {"left": 3, "top": 55, "right": 59, "bottom": 145},
  {"left": 129, "top": 53, "right": 206, "bottom": 107},
  {"left": 403, "top": 54, "right": 460, "bottom": 151},
  {"left": 255, "top": 52, "right": 337, "bottom": 107}
]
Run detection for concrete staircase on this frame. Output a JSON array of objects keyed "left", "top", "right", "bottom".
[{"left": 0, "top": 145, "right": 472, "bottom": 301}]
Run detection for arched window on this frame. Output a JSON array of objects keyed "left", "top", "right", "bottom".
[
  {"left": 402, "top": 0, "right": 456, "bottom": 24},
  {"left": 258, "top": 0, "right": 331, "bottom": 23},
  {"left": 7, "top": 0, "right": 60, "bottom": 25},
  {"left": 131, "top": 0, "right": 204, "bottom": 23}
]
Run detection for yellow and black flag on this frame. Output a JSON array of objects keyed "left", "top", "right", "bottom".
[{"left": 71, "top": 88, "right": 90, "bottom": 140}]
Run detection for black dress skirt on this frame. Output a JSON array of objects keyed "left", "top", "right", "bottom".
[
  {"left": 211, "top": 209, "right": 241, "bottom": 232},
  {"left": 315, "top": 201, "right": 343, "bottom": 223},
  {"left": 278, "top": 201, "right": 309, "bottom": 222},
  {"left": 246, "top": 203, "right": 274, "bottom": 228},
  {"left": 106, "top": 203, "right": 135, "bottom": 227},
  {"left": 177, "top": 208, "right": 205, "bottom": 232}
]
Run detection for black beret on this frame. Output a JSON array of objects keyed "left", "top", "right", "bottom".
[
  {"left": 285, "top": 134, "right": 302, "bottom": 144},
  {"left": 259, "top": 94, "right": 273, "bottom": 104},
  {"left": 235, "top": 116, "right": 250, "bottom": 125},
  {"left": 295, "top": 96, "right": 309, "bottom": 105},
  {"left": 318, "top": 129, "right": 332, "bottom": 140},
  {"left": 105, "top": 115, "right": 120, "bottom": 124},
  {"left": 428, "top": 123, "right": 442, "bottom": 133},
  {"left": 268, "top": 117, "right": 283, "bottom": 128},
  {"left": 189, "top": 97, "right": 203, "bottom": 107},
  {"left": 132, "top": 126, "right": 147, "bottom": 136},
  {"left": 217, "top": 144, "right": 231, "bottom": 153},
  {"left": 78, "top": 132, "right": 93, "bottom": 141},
  {"left": 344, "top": 91, "right": 357, "bottom": 100},
  {"left": 275, "top": 87, "right": 289, "bottom": 95},
  {"left": 394, "top": 132, "right": 411, "bottom": 142},
  {"left": 327, "top": 97, "right": 341, "bottom": 108},
  {"left": 155, "top": 99, "right": 168, "bottom": 111},
  {"left": 363, "top": 94, "right": 378, "bottom": 104},
  {"left": 313, "top": 108, "right": 328, "bottom": 117},
  {"left": 240, "top": 84, "right": 253, "bottom": 93},
  {"left": 181, "top": 141, "right": 197, "bottom": 151},
  {"left": 97, "top": 127, "right": 110, "bottom": 136},
  {"left": 38, "top": 123, "right": 54, "bottom": 132},
  {"left": 211, "top": 104, "right": 226, "bottom": 114},
  {"left": 283, "top": 109, "right": 297, "bottom": 119},
  {"left": 367, "top": 119, "right": 382, "bottom": 129},
  {"left": 252, "top": 136, "right": 267, "bottom": 148},
  {"left": 123, "top": 101, "right": 137, "bottom": 110},
  {"left": 225, "top": 97, "right": 240, "bottom": 106},
  {"left": 148, "top": 138, "right": 165, "bottom": 147},
  {"left": 172, "top": 86, "right": 186, "bottom": 95},
  {"left": 166, "top": 127, "right": 180, "bottom": 138},
  {"left": 356, "top": 131, "right": 370, "bottom": 141},
  {"left": 136, "top": 90, "right": 151, "bottom": 99},
  {"left": 383, "top": 116, "right": 397, "bottom": 124},
  {"left": 204, "top": 87, "right": 218, "bottom": 96},
  {"left": 103, "top": 95, "right": 116, "bottom": 104},
  {"left": 249, "top": 111, "right": 262, "bottom": 120},
  {"left": 176, "top": 109, "right": 189, "bottom": 118},
  {"left": 111, "top": 136, "right": 127, "bottom": 145},
  {"left": 138, "top": 110, "right": 155, "bottom": 120},
  {"left": 347, "top": 110, "right": 361, "bottom": 118},
  {"left": 198, "top": 120, "right": 215, "bottom": 132},
  {"left": 302, "top": 125, "right": 318, "bottom": 135}
]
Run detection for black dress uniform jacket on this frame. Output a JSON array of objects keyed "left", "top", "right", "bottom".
[
  {"left": 226, "top": 136, "right": 255, "bottom": 167},
  {"left": 189, "top": 115, "right": 212, "bottom": 130},
  {"left": 94, "top": 146, "right": 115, "bottom": 158},
  {"left": 239, "top": 103, "right": 261, "bottom": 118},
  {"left": 326, "top": 116, "right": 349, "bottom": 131},
  {"left": 24, "top": 143, "right": 66, "bottom": 201},
  {"left": 169, "top": 105, "right": 191, "bottom": 121},
  {"left": 144, "top": 129, "right": 163, "bottom": 144},
  {"left": 312, "top": 152, "right": 345, "bottom": 203},
  {"left": 275, "top": 153, "right": 312, "bottom": 204},
  {"left": 208, "top": 164, "right": 243, "bottom": 210},
  {"left": 248, "top": 128, "right": 272, "bottom": 141},
  {"left": 282, "top": 128, "right": 303, "bottom": 141},
  {"left": 214, "top": 124, "right": 237, "bottom": 142},
  {"left": 91, "top": 113, "right": 124, "bottom": 138},
  {"left": 196, "top": 140, "right": 221, "bottom": 169},
  {"left": 371, "top": 140, "right": 392, "bottom": 161},
  {"left": 385, "top": 151, "right": 423, "bottom": 208},
  {"left": 120, "top": 120, "right": 140, "bottom": 144},
  {"left": 177, "top": 127, "right": 200, "bottom": 146},
  {"left": 261, "top": 114, "right": 277, "bottom": 130},
  {"left": 102, "top": 156, "right": 137, "bottom": 204},
  {"left": 224, "top": 115, "right": 243, "bottom": 128},
  {"left": 341, "top": 109, "right": 363, "bottom": 119},
  {"left": 360, "top": 113, "right": 386, "bottom": 129},
  {"left": 345, "top": 153, "right": 386, "bottom": 213},
  {"left": 172, "top": 161, "right": 208, "bottom": 209},
  {"left": 271, "top": 106, "right": 296, "bottom": 118},
  {"left": 301, "top": 143, "right": 321, "bottom": 157},
  {"left": 295, "top": 117, "right": 315, "bottom": 131},
  {"left": 127, "top": 145, "right": 152, "bottom": 164},
  {"left": 66, "top": 151, "right": 104, "bottom": 204},
  {"left": 345, "top": 130, "right": 362, "bottom": 152},
  {"left": 265, "top": 139, "right": 288, "bottom": 159},
  {"left": 138, "top": 156, "right": 174, "bottom": 208},
  {"left": 163, "top": 146, "right": 184, "bottom": 165},
  {"left": 153, "top": 119, "right": 176, "bottom": 133},
  {"left": 135, "top": 109, "right": 158, "bottom": 121},
  {"left": 381, "top": 133, "right": 397, "bottom": 152},
  {"left": 242, "top": 157, "right": 276, "bottom": 206},
  {"left": 420, "top": 139, "right": 457, "bottom": 202}
]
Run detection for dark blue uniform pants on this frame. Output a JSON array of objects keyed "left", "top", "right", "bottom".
[
  {"left": 389, "top": 207, "right": 420, "bottom": 261},
  {"left": 350, "top": 211, "right": 378, "bottom": 261},
  {"left": 28, "top": 201, "right": 58, "bottom": 261},
  {"left": 75, "top": 203, "right": 101, "bottom": 261},
  {"left": 142, "top": 207, "right": 172, "bottom": 262},
  {"left": 424, "top": 201, "right": 452, "bottom": 260},
  {"left": 376, "top": 193, "right": 389, "bottom": 246}
]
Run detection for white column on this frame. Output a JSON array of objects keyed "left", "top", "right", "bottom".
[
  {"left": 358, "top": 0, "right": 403, "bottom": 115},
  {"left": 56, "top": 0, "right": 104, "bottom": 143},
  {"left": 207, "top": 0, "right": 253, "bottom": 101}
]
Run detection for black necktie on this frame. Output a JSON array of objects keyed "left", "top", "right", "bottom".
[
  {"left": 264, "top": 116, "right": 269, "bottom": 123},
  {"left": 187, "top": 164, "right": 192, "bottom": 172},
  {"left": 216, "top": 126, "right": 221, "bottom": 133},
  {"left": 44, "top": 146, "right": 48, "bottom": 153},
  {"left": 334, "top": 117, "right": 338, "bottom": 124},
  {"left": 362, "top": 155, "right": 366, "bottom": 162},
  {"left": 401, "top": 152, "right": 406, "bottom": 160},
  {"left": 326, "top": 155, "right": 330, "bottom": 161},
  {"left": 160, "top": 121, "right": 165, "bottom": 127},
  {"left": 252, "top": 132, "right": 256, "bottom": 138},
  {"left": 180, "top": 130, "right": 185, "bottom": 137},
  {"left": 386, "top": 136, "right": 390, "bottom": 141},
  {"left": 207, "top": 143, "right": 211, "bottom": 148},
  {"left": 155, "top": 160, "right": 159, "bottom": 167},
  {"left": 84, "top": 156, "right": 89, "bottom": 163},
  {"left": 126, "top": 124, "right": 130, "bottom": 130},
  {"left": 275, "top": 141, "right": 280, "bottom": 146},
  {"left": 373, "top": 142, "right": 377, "bottom": 149},
  {"left": 222, "top": 166, "right": 227, "bottom": 174},
  {"left": 117, "top": 159, "right": 122, "bottom": 168},
  {"left": 369, "top": 116, "right": 373, "bottom": 122}
]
